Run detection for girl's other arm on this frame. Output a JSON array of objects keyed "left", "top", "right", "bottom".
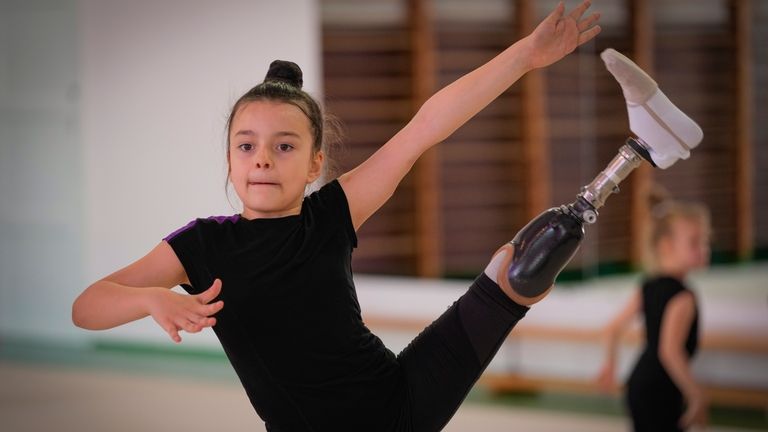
[
  {"left": 339, "top": 1, "right": 601, "bottom": 230},
  {"left": 659, "top": 291, "right": 708, "bottom": 428},
  {"left": 596, "top": 289, "right": 641, "bottom": 392},
  {"left": 72, "top": 241, "right": 223, "bottom": 343}
]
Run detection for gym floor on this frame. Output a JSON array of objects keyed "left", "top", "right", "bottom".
[
  {"left": 0, "top": 362, "right": 718, "bottom": 432},
  {"left": 0, "top": 345, "right": 764, "bottom": 432}
]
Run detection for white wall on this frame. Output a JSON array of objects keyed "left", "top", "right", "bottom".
[
  {"left": 0, "top": 0, "right": 83, "bottom": 342},
  {"left": 0, "top": 0, "right": 320, "bottom": 345}
]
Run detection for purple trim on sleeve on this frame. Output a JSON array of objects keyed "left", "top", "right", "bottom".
[
  {"left": 209, "top": 215, "right": 241, "bottom": 225},
  {"left": 162, "top": 214, "right": 240, "bottom": 242}
]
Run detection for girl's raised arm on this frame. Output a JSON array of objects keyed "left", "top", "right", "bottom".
[
  {"left": 339, "top": 0, "right": 600, "bottom": 230},
  {"left": 72, "top": 241, "right": 223, "bottom": 343}
]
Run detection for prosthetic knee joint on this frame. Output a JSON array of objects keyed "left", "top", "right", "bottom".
[{"left": 499, "top": 49, "right": 703, "bottom": 304}]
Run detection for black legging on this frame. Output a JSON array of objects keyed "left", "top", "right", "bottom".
[{"left": 392, "top": 273, "right": 529, "bottom": 432}]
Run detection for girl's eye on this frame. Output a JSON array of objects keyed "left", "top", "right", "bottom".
[
  {"left": 238, "top": 143, "right": 253, "bottom": 152},
  {"left": 277, "top": 143, "right": 294, "bottom": 152}
]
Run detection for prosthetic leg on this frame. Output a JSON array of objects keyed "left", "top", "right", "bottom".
[{"left": 496, "top": 48, "right": 703, "bottom": 305}]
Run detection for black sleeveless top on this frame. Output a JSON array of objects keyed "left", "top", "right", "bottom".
[
  {"left": 164, "top": 180, "right": 402, "bottom": 431},
  {"left": 628, "top": 276, "right": 699, "bottom": 394}
]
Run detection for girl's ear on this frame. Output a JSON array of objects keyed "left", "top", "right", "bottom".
[{"left": 307, "top": 151, "right": 324, "bottom": 183}]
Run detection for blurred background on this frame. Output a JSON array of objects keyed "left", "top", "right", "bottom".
[{"left": 1, "top": 0, "right": 766, "bottom": 431}]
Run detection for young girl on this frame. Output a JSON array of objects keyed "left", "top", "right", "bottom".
[
  {"left": 73, "top": 2, "right": 600, "bottom": 430},
  {"left": 597, "top": 193, "right": 711, "bottom": 431}
]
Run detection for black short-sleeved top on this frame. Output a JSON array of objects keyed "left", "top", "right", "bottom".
[
  {"left": 639, "top": 276, "right": 698, "bottom": 358},
  {"left": 628, "top": 276, "right": 699, "bottom": 393},
  {"left": 164, "top": 180, "right": 402, "bottom": 431}
]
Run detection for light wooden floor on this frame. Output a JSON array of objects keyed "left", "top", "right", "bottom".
[{"left": 0, "top": 362, "right": 757, "bottom": 432}]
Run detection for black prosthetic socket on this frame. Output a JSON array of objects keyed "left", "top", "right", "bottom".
[
  {"left": 502, "top": 139, "right": 651, "bottom": 300},
  {"left": 506, "top": 198, "right": 594, "bottom": 298}
]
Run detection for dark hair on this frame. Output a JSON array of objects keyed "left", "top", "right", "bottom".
[{"left": 225, "top": 60, "right": 341, "bottom": 176}]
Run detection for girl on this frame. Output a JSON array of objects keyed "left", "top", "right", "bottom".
[
  {"left": 73, "top": 2, "right": 600, "bottom": 431},
  {"left": 597, "top": 193, "right": 711, "bottom": 431}
]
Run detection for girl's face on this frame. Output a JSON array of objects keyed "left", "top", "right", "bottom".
[
  {"left": 228, "top": 101, "right": 323, "bottom": 219},
  {"left": 658, "top": 217, "right": 711, "bottom": 276}
]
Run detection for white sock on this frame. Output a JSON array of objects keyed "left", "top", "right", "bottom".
[{"left": 601, "top": 48, "right": 703, "bottom": 169}]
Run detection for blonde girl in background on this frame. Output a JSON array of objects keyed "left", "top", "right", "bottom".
[{"left": 597, "top": 188, "right": 711, "bottom": 431}]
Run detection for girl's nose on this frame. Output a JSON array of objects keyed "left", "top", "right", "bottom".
[{"left": 254, "top": 147, "right": 272, "bottom": 168}]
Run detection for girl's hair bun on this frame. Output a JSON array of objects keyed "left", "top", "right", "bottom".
[
  {"left": 264, "top": 60, "right": 303, "bottom": 89},
  {"left": 648, "top": 183, "right": 672, "bottom": 215}
]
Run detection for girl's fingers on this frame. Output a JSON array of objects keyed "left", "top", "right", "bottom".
[
  {"left": 166, "top": 324, "right": 181, "bottom": 343},
  {"left": 189, "top": 300, "right": 223, "bottom": 320},
  {"left": 578, "top": 12, "right": 600, "bottom": 32},
  {"left": 198, "top": 278, "right": 222, "bottom": 304},
  {"left": 193, "top": 317, "right": 216, "bottom": 328},
  {"left": 187, "top": 312, "right": 206, "bottom": 325},
  {"left": 545, "top": 1, "right": 566, "bottom": 24},
  {"left": 186, "top": 322, "right": 202, "bottom": 334},
  {"left": 569, "top": 0, "right": 592, "bottom": 21},
  {"left": 181, "top": 317, "right": 203, "bottom": 334},
  {"left": 153, "top": 280, "right": 223, "bottom": 342},
  {"left": 678, "top": 406, "right": 697, "bottom": 429},
  {"left": 203, "top": 300, "right": 224, "bottom": 315},
  {"left": 188, "top": 310, "right": 218, "bottom": 326},
  {"left": 578, "top": 25, "right": 601, "bottom": 46}
]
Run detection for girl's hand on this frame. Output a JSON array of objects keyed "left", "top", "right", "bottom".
[
  {"left": 680, "top": 389, "right": 709, "bottom": 429},
  {"left": 596, "top": 361, "right": 617, "bottom": 393},
  {"left": 527, "top": 0, "right": 601, "bottom": 70},
  {"left": 147, "top": 279, "right": 224, "bottom": 343}
]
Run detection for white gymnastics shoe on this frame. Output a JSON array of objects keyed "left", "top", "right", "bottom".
[{"left": 601, "top": 48, "right": 703, "bottom": 169}]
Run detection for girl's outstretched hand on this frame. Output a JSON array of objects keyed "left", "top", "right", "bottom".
[
  {"left": 147, "top": 278, "right": 224, "bottom": 343},
  {"left": 527, "top": 0, "right": 601, "bottom": 70}
]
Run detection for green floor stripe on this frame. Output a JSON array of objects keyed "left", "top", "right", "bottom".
[
  {"left": 0, "top": 336, "right": 237, "bottom": 382},
  {"left": 93, "top": 339, "right": 228, "bottom": 361}
]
